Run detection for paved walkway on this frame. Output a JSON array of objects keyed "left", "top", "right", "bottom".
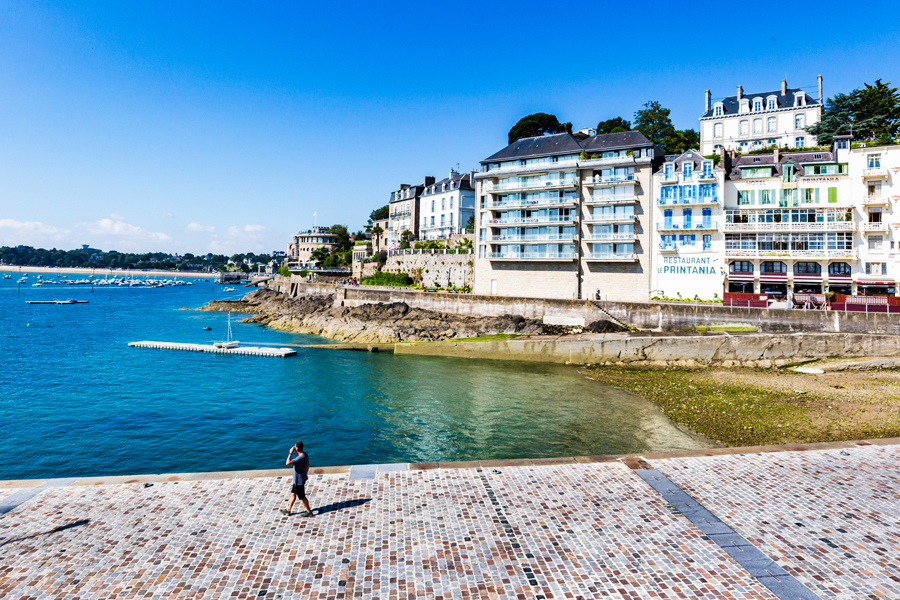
[{"left": 0, "top": 443, "right": 897, "bottom": 599}]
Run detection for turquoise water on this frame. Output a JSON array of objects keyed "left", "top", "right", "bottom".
[{"left": 0, "top": 275, "right": 706, "bottom": 479}]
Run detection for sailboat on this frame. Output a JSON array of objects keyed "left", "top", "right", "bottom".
[{"left": 213, "top": 312, "right": 239, "bottom": 349}]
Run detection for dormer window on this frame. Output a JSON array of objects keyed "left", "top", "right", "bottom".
[
  {"left": 683, "top": 163, "right": 693, "bottom": 178},
  {"left": 739, "top": 99, "right": 750, "bottom": 114},
  {"left": 794, "top": 91, "right": 807, "bottom": 107},
  {"left": 766, "top": 96, "right": 777, "bottom": 110},
  {"left": 663, "top": 163, "right": 673, "bottom": 177},
  {"left": 753, "top": 98, "right": 763, "bottom": 112},
  {"left": 814, "top": 153, "right": 822, "bottom": 160},
  {"left": 713, "top": 103, "right": 723, "bottom": 117},
  {"left": 701, "top": 161, "right": 713, "bottom": 177}
]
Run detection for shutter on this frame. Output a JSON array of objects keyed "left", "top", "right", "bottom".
[
  {"left": 815, "top": 188, "right": 820, "bottom": 203},
  {"left": 828, "top": 187, "right": 837, "bottom": 203}
]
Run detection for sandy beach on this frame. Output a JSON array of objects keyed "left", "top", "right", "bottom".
[{"left": 0, "top": 265, "right": 217, "bottom": 279}]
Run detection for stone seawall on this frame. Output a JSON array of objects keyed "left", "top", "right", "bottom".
[{"left": 394, "top": 332, "right": 900, "bottom": 366}]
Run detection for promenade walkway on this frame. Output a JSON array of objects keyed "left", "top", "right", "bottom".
[{"left": 1, "top": 442, "right": 897, "bottom": 599}]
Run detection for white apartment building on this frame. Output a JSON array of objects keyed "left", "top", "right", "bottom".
[
  {"left": 419, "top": 171, "right": 477, "bottom": 240},
  {"left": 287, "top": 226, "right": 340, "bottom": 267},
  {"left": 650, "top": 150, "right": 727, "bottom": 300},
  {"left": 848, "top": 141, "right": 900, "bottom": 295},
  {"left": 652, "top": 136, "right": 900, "bottom": 299},
  {"left": 387, "top": 177, "right": 433, "bottom": 244},
  {"left": 473, "top": 131, "right": 660, "bottom": 300},
  {"left": 699, "top": 77, "right": 824, "bottom": 155}
]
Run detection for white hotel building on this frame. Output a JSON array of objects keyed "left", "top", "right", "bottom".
[
  {"left": 699, "top": 78, "right": 824, "bottom": 155},
  {"left": 651, "top": 137, "right": 900, "bottom": 299},
  {"left": 419, "top": 171, "right": 476, "bottom": 240}
]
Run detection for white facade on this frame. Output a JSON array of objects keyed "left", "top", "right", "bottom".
[
  {"left": 388, "top": 185, "right": 420, "bottom": 244},
  {"left": 419, "top": 171, "right": 476, "bottom": 240},
  {"left": 650, "top": 151, "right": 727, "bottom": 301},
  {"left": 700, "top": 80, "right": 823, "bottom": 156}
]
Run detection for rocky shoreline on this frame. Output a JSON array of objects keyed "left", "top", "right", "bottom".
[{"left": 199, "top": 288, "right": 621, "bottom": 343}]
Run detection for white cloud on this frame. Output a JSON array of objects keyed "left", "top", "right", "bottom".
[
  {"left": 186, "top": 222, "right": 215, "bottom": 233},
  {"left": 227, "top": 224, "right": 266, "bottom": 236},
  {"left": 110, "top": 212, "right": 125, "bottom": 221},
  {"left": 161, "top": 212, "right": 173, "bottom": 218},
  {"left": 87, "top": 218, "right": 173, "bottom": 243},
  {"left": 0, "top": 218, "right": 67, "bottom": 237}
]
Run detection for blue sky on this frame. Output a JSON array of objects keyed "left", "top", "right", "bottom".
[{"left": 1, "top": 0, "right": 898, "bottom": 255}]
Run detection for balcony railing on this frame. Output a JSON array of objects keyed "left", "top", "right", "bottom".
[
  {"left": 659, "top": 173, "right": 678, "bottom": 184},
  {"left": 483, "top": 179, "right": 577, "bottom": 192},
  {"left": 723, "top": 221, "right": 855, "bottom": 232},
  {"left": 697, "top": 172, "right": 716, "bottom": 182},
  {"left": 487, "top": 252, "right": 576, "bottom": 260},
  {"left": 487, "top": 216, "right": 577, "bottom": 225},
  {"left": 657, "top": 196, "right": 719, "bottom": 206},
  {"left": 656, "top": 220, "right": 718, "bottom": 231},
  {"left": 586, "top": 214, "right": 636, "bottom": 222},
  {"left": 587, "top": 252, "right": 635, "bottom": 261},
  {"left": 703, "top": 242, "right": 712, "bottom": 251},
  {"left": 725, "top": 248, "right": 855, "bottom": 258},
  {"left": 861, "top": 222, "right": 887, "bottom": 231},
  {"left": 862, "top": 167, "right": 887, "bottom": 178},
  {"left": 489, "top": 234, "right": 576, "bottom": 242},
  {"left": 659, "top": 242, "right": 677, "bottom": 251},
  {"left": 390, "top": 211, "right": 411, "bottom": 218},
  {"left": 489, "top": 197, "right": 576, "bottom": 209},
  {"left": 586, "top": 195, "right": 637, "bottom": 204},
  {"left": 585, "top": 174, "right": 635, "bottom": 185},
  {"left": 863, "top": 195, "right": 887, "bottom": 206},
  {"left": 588, "top": 233, "right": 635, "bottom": 241}
]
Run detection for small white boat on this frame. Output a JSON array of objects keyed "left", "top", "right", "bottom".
[
  {"left": 32, "top": 283, "right": 42, "bottom": 287},
  {"left": 213, "top": 312, "right": 239, "bottom": 349}
]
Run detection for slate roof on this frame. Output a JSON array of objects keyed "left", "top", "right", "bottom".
[
  {"left": 421, "top": 172, "right": 475, "bottom": 196},
  {"left": 665, "top": 149, "right": 713, "bottom": 172},
  {"left": 728, "top": 150, "right": 835, "bottom": 180},
  {"left": 481, "top": 131, "right": 653, "bottom": 163},
  {"left": 702, "top": 88, "right": 822, "bottom": 118}
]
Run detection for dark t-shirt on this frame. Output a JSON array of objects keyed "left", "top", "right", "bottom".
[{"left": 291, "top": 452, "right": 309, "bottom": 486}]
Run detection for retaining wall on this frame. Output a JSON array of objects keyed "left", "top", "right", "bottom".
[
  {"left": 394, "top": 333, "right": 900, "bottom": 366},
  {"left": 596, "top": 300, "right": 900, "bottom": 335}
]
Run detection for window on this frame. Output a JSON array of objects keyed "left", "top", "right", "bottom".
[
  {"left": 795, "top": 137, "right": 805, "bottom": 148},
  {"left": 450, "top": 197, "right": 454, "bottom": 210},
  {"left": 663, "top": 163, "right": 673, "bottom": 178},
  {"left": 701, "top": 161, "right": 713, "bottom": 177},
  {"left": 441, "top": 198, "right": 446, "bottom": 210},
  {"left": 713, "top": 103, "right": 723, "bottom": 116},
  {"left": 740, "top": 120, "right": 749, "bottom": 135},
  {"left": 703, "top": 234, "right": 711, "bottom": 250},
  {"left": 868, "top": 154, "right": 882, "bottom": 168},
  {"left": 729, "top": 261, "right": 753, "bottom": 273},
  {"left": 793, "top": 262, "right": 821, "bottom": 274},
  {"left": 869, "top": 236, "right": 883, "bottom": 250},
  {"left": 836, "top": 139, "right": 849, "bottom": 149},
  {"left": 683, "top": 163, "right": 693, "bottom": 178},
  {"left": 450, "top": 213, "right": 454, "bottom": 227},
  {"left": 740, "top": 100, "right": 750, "bottom": 114},
  {"left": 714, "top": 123, "right": 723, "bottom": 138},
  {"left": 761, "top": 261, "right": 787, "bottom": 273},
  {"left": 753, "top": 98, "right": 762, "bottom": 112},
  {"left": 767, "top": 97, "right": 776, "bottom": 110},
  {"left": 869, "top": 208, "right": 883, "bottom": 223},
  {"left": 795, "top": 114, "right": 805, "bottom": 129},
  {"left": 714, "top": 144, "right": 723, "bottom": 151},
  {"left": 431, "top": 200, "right": 435, "bottom": 212},
  {"left": 865, "top": 262, "right": 887, "bottom": 275},
  {"left": 753, "top": 118, "right": 762, "bottom": 133},
  {"left": 678, "top": 234, "right": 696, "bottom": 246},
  {"left": 804, "top": 188, "right": 820, "bottom": 203},
  {"left": 767, "top": 117, "right": 777, "bottom": 132},
  {"left": 829, "top": 262, "right": 851, "bottom": 275},
  {"left": 440, "top": 215, "right": 445, "bottom": 227},
  {"left": 430, "top": 216, "right": 435, "bottom": 227}
]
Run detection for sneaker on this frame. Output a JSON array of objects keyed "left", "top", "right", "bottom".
[
  {"left": 280, "top": 509, "right": 290, "bottom": 516},
  {"left": 299, "top": 511, "right": 314, "bottom": 518}
]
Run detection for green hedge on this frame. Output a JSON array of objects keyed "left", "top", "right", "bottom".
[{"left": 361, "top": 271, "right": 413, "bottom": 287}]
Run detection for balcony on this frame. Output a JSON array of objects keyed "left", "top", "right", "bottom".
[
  {"left": 486, "top": 216, "right": 577, "bottom": 225},
  {"left": 861, "top": 222, "right": 887, "bottom": 232},
  {"left": 656, "top": 220, "right": 719, "bottom": 231},
  {"left": 585, "top": 252, "right": 637, "bottom": 262},
  {"left": 584, "top": 174, "right": 636, "bottom": 186},
  {"left": 697, "top": 172, "right": 717, "bottom": 182},
  {"left": 488, "top": 197, "right": 577, "bottom": 209},
  {"left": 658, "top": 173, "right": 678, "bottom": 184},
  {"left": 489, "top": 234, "right": 577, "bottom": 243},
  {"left": 723, "top": 221, "right": 855, "bottom": 232},
  {"left": 659, "top": 242, "right": 677, "bottom": 252},
  {"left": 585, "top": 195, "right": 637, "bottom": 205},
  {"left": 863, "top": 195, "right": 888, "bottom": 207},
  {"left": 390, "top": 211, "right": 411, "bottom": 218},
  {"left": 724, "top": 248, "right": 856, "bottom": 259},
  {"left": 587, "top": 233, "right": 636, "bottom": 242},
  {"left": 586, "top": 214, "right": 637, "bottom": 223},
  {"left": 657, "top": 196, "right": 719, "bottom": 206},
  {"left": 483, "top": 179, "right": 577, "bottom": 193},
  {"left": 862, "top": 167, "right": 888, "bottom": 179},
  {"left": 487, "top": 252, "right": 576, "bottom": 261}
]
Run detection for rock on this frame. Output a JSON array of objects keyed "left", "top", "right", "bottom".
[
  {"left": 757, "top": 359, "right": 773, "bottom": 368},
  {"left": 792, "top": 367, "right": 825, "bottom": 374}
]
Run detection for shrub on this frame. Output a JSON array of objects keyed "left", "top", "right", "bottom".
[
  {"left": 361, "top": 271, "right": 413, "bottom": 287},
  {"left": 278, "top": 266, "right": 291, "bottom": 277}
]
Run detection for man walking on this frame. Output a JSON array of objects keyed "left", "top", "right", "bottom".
[{"left": 282, "top": 441, "right": 314, "bottom": 517}]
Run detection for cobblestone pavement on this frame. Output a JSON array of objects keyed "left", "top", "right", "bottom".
[
  {"left": 652, "top": 444, "right": 900, "bottom": 599},
  {"left": 0, "top": 463, "right": 775, "bottom": 600}
]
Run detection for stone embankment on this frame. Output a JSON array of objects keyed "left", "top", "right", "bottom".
[{"left": 201, "top": 288, "right": 621, "bottom": 343}]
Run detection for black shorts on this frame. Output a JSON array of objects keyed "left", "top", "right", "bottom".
[{"left": 291, "top": 484, "right": 306, "bottom": 499}]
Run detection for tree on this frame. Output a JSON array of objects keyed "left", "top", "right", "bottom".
[
  {"left": 634, "top": 101, "right": 676, "bottom": 151},
  {"left": 807, "top": 80, "right": 900, "bottom": 145},
  {"left": 465, "top": 215, "right": 474, "bottom": 232},
  {"left": 665, "top": 129, "right": 701, "bottom": 154},
  {"left": 371, "top": 225, "right": 384, "bottom": 239},
  {"left": 400, "top": 230, "right": 412, "bottom": 250},
  {"left": 508, "top": 113, "right": 572, "bottom": 145},
  {"left": 806, "top": 93, "right": 859, "bottom": 145},
  {"left": 596, "top": 117, "right": 631, "bottom": 135},
  {"left": 367, "top": 205, "right": 389, "bottom": 230},
  {"left": 327, "top": 224, "right": 350, "bottom": 251},
  {"left": 309, "top": 246, "right": 330, "bottom": 263}
]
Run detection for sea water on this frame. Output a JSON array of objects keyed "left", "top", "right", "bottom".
[{"left": 0, "top": 276, "right": 707, "bottom": 479}]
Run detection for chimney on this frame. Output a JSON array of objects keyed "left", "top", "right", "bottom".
[
  {"left": 470, "top": 168, "right": 476, "bottom": 186},
  {"left": 818, "top": 74, "right": 823, "bottom": 101},
  {"left": 774, "top": 146, "right": 779, "bottom": 163},
  {"left": 781, "top": 79, "right": 787, "bottom": 95},
  {"left": 704, "top": 89, "right": 711, "bottom": 113},
  {"left": 736, "top": 85, "right": 743, "bottom": 101},
  {"left": 424, "top": 176, "right": 435, "bottom": 186},
  {"left": 718, "top": 146, "right": 727, "bottom": 171}
]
